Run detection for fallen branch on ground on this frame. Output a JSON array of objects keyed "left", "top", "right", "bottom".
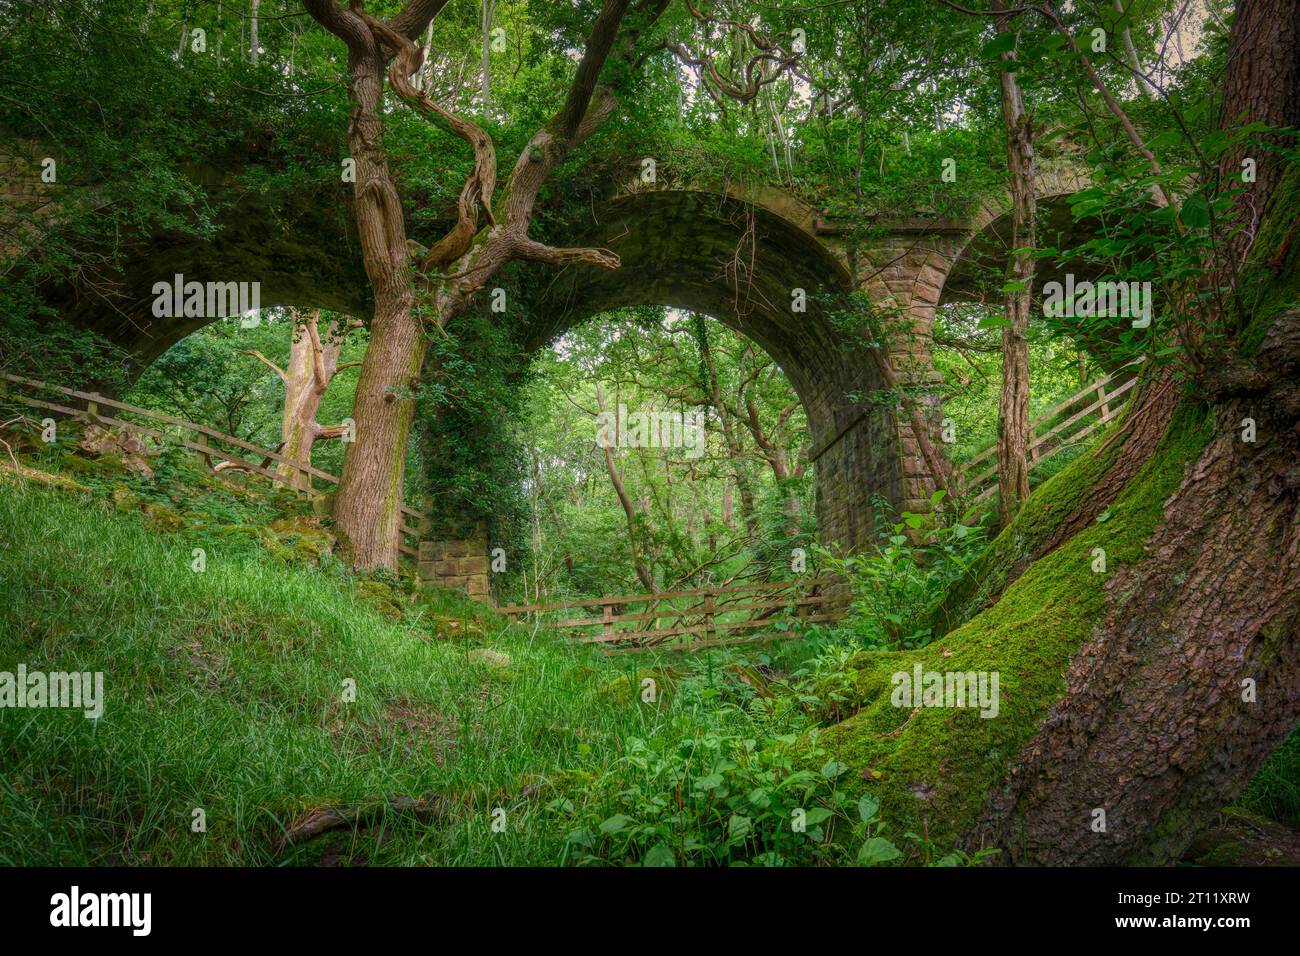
[{"left": 278, "top": 792, "right": 451, "bottom": 849}]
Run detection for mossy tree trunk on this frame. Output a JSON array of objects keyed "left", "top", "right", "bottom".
[
  {"left": 965, "top": 0, "right": 1300, "bottom": 864},
  {"left": 977, "top": 3, "right": 1300, "bottom": 861},
  {"left": 970, "top": 319, "right": 1300, "bottom": 864},
  {"left": 826, "top": 0, "right": 1300, "bottom": 865}
]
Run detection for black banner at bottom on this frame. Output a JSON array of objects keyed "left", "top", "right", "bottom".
[{"left": 0, "top": 865, "right": 1287, "bottom": 941}]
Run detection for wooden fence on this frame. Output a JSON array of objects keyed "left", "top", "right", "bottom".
[
  {"left": 956, "top": 360, "right": 1141, "bottom": 505},
  {"left": 0, "top": 372, "right": 428, "bottom": 558},
  {"left": 500, "top": 576, "right": 849, "bottom": 653}
]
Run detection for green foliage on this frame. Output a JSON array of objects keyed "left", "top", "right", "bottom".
[
  {"left": 418, "top": 306, "right": 532, "bottom": 569},
  {"left": 509, "top": 309, "right": 813, "bottom": 601},
  {"left": 1238, "top": 730, "right": 1300, "bottom": 829},
  {"left": 815, "top": 493, "right": 986, "bottom": 651}
]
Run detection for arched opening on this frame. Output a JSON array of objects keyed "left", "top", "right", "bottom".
[
  {"left": 411, "top": 187, "right": 927, "bottom": 589},
  {"left": 499, "top": 307, "right": 816, "bottom": 600},
  {"left": 929, "top": 183, "right": 1148, "bottom": 498},
  {"left": 23, "top": 179, "right": 950, "bottom": 569},
  {"left": 123, "top": 309, "right": 370, "bottom": 489}
]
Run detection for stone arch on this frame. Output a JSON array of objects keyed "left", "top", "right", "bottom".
[
  {"left": 24, "top": 168, "right": 369, "bottom": 374},
  {"left": 932, "top": 164, "right": 1098, "bottom": 307},
  {"left": 17, "top": 161, "right": 956, "bottom": 562},
  {"left": 520, "top": 186, "right": 917, "bottom": 555}
]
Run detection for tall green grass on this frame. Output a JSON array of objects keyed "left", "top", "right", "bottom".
[
  {"left": 1238, "top": 731, "right": 1300, "bottom": 829},
  {"left": 0, "top": 484, "right": 682, "bottom": 865},
  {"left": 2, "top": 480, "right": 1294, "bottom": 866}
]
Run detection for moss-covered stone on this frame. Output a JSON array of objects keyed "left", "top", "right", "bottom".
[
  {"left": 143, "top": 501, "right": 186, "bottom": 532},
  {"left": 267, "top": 515, "right": 335, "bottom": 564},
  {"left": 596, "top": 667, "right": 681, "bottom": 707},
  {"left": 111, "top": 484, "right": 143, "bottom": 510}
]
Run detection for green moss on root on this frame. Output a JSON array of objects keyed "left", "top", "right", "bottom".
[
  {"left": 816, "top": 404, "right": 1212, "bottom": 853},
  {"left": 933, "top": 404, "right": 1141, "bottom": 632}
]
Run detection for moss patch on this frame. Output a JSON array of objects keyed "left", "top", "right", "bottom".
[
  {"left": 1236, "top": 163, "right": 1300, "bottom": 356},
  {"left": 933, "top": 403, "right": 1139, "bottom": 632}
]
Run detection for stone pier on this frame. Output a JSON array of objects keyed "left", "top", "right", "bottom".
[{"left": 416, "top": 518, "right": 491, "bottom": 603}]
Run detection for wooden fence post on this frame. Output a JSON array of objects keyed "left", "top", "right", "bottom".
[
  {"left": 1098, "top": 381, "right": 1111, "bottom": 421},
  {"left": 601, "top": 604, "right": 614, "bottom": 644},
  {"left": 194, "top": 430, "right": 211, "bottom": 467}
]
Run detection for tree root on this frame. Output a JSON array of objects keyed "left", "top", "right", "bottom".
[{"left": 278, "top": 792, "right": 451, "bottom": 850}]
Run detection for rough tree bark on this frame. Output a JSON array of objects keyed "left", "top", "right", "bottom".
[
  {"left": 993, "top": 0, "right": 1034, "bottom": 527},
  {"left": 300, "top": 1, "right": 449, "bottom": 568},
  {"left": 1216, "top": 0, "right": 1300, "bottom": 271},
  {"left": 304, "top": 0, "right": 801, "bottom": 570},
  {"left": 966, "top": 0, "right": 1300, "bottom": 863}
]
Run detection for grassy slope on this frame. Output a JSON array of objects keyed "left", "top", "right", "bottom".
[
  {"left": 1, "top": 424, "right": 1293, "bottom": 865},
  {"left": 0, "top": 483, "right": 671, "bottom": 865}
]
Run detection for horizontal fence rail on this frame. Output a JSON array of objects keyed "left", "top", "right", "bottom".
[
  {"left": 0, "top": 372, "right": 428, "bottom": 558},
  {"left": 956, "top": 360, "right": 1142, "bottom": 505},
  {"left": 500, "top": 576, "right": 850, "bottom": 653}
]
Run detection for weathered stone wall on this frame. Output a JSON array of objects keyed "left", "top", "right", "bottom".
[
  {"left": 1, "top": 145, "right": 61, "bottom": 261},
  {"left": 417, "top": 518, "right": 491, "bottom": 602}
]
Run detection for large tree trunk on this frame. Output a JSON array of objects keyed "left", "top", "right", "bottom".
[
  {"left": 334, "top": 295, "right": 424, "bottom": 569},
  {"left": 1217, "top": 0, "right": 1300, "bottom": 269},
  {"left": 304, "top": 0, "right": 637, "bottom": 570},
  {"left": 972, "top": 0, "right": 1300, "bottom": 861},
  {"left": 329, "top": 32, "right": 425, "bottom": 570},
  {"left": 993, "top": 0, "right": 1034, "bottom": 527},
  {"left": 968, "top": 0, "right": 1300, "bottom": 864},
  {"left": 972, "top": 307, "right": 1300, "bottom": 864},
  {"left": 823, "top": 0, "right": 1300, "bottom": 866}
]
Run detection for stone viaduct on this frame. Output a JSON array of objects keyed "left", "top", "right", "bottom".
[{"left": 3, "top": 145, "right": 1091, "bottom": 591}]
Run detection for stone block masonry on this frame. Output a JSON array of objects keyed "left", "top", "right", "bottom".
[{"left": 417, "top": 520, "right": 491, "bottom": 602}]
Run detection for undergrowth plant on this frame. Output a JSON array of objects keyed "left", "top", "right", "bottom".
[{"left": 813, "top": 492, "right": 986, "bottom": 651}]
